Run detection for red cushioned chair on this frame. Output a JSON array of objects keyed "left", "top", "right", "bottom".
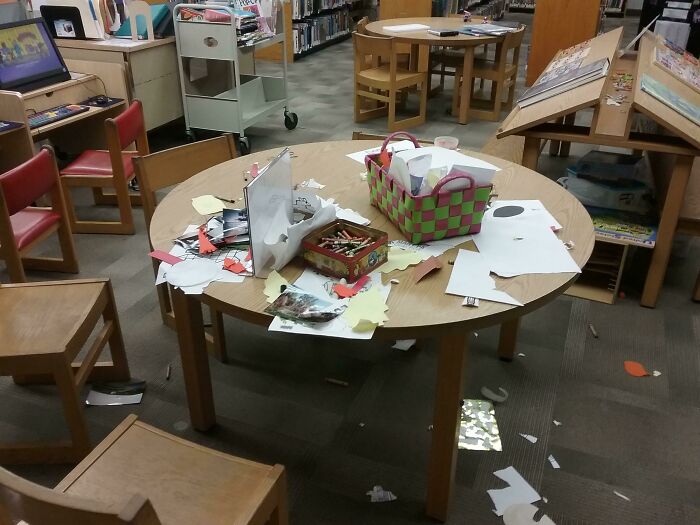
[
  {"left": 60, "top": 100, "right": 149, "bottom": 235},
  {"left": 0, "top": 147, "right": 79, "bottom": 282}
]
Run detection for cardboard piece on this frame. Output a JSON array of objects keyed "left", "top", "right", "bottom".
[{"left": 414, "top": 256, "right": 443, "bottom": 282}]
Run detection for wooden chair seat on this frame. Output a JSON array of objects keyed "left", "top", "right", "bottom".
[
  {"left": 10, "top": 208, "right": 61, "bottom": 250},
  {"left": 357, "top": 65, "right": 425, "bottom": 87},
  {"left": 61, "top": 150, "right": 137, "bottom": 179},
  {"left": 54, "top": 415, "right": 288, "bottom": 525},
  {"left": 0, "top": 279, "right": 130, "bottom": 464}
]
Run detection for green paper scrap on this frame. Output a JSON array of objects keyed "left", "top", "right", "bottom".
[
  {"left": 264, "top": 270, "right": 289, "bottom": 303},
  {"left": 192, "top": 195, "right": 225, "bottom": 215},
  {"left": 342, "top": 287, "right": 389, "bottom": 331},
  {"left": 377, "top": 246, "right": 424, "bottom": 273}
]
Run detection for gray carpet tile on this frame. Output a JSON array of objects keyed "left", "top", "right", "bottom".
[{"left": 2, "top": 10, "right": 700, "bottom": 525}]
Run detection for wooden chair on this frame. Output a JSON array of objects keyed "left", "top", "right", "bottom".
[
  {"left": 351, "top": 130, "right": 433, "bottom": 145},
  {"left": 60, "top": 101, "right": 149, "bottom": 235},
  {"left": 0, "top": 146, "right": 78, "bottom": 283},
  {"left": 353, "top": 32, "right": 428, "bottom": 132},
  {"left": 0, "top": 415, "right": 289, "bottom": 525},
  {"left": 133, "top": 135, "right": 238, "bottom": 363},
  {"left": 452, "top": 26, "right": 525, "bottom": 121},
  {"left": 0, "top": 278, "right": 130, "bottom": 464},
  {"left": 356, "top": 15, "right": 369, "bottom": 34}
]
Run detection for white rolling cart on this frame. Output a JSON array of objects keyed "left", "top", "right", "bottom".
[{"left": 174, "top": 3, "right": 298, "bottom": 154}]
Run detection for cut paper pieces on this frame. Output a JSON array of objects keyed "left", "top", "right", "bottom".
[
  {"left": 487, "top": 466, "right": 541, "bottom": 517},
  {"left": 192, "top": 195, "right": 225, "bottom": 215},
  {"left": 463, "top": 297, "right": 480, "bottom": 307},
  {"left": 520, "top": 433, "right": 538, "bottom": 444},
  {"left": 377, "top": 246, "right": 424, "bottom": 273},
  {"left": 390, "top": 278, "right": 400, "bottom": 284},
  {"left": 366, "top": 485, "right": 397, "bottom": 503},
  {"left": 392, "top": 339, "right": 416, "bottom": 351},
  {"left": 297, "top": 178, "right": 325, "bottom": 189},
  {"left": 389, "top": 236, "right": 472, "bottom": 261},
  {"left": 503, "top": 503, "right": 556, "bottom": 525},
  {"left": 624, "top": 360, "right": 650, "bottom": 377},
  {"left": 459, "top": 399, "right": 502, "bottom": 451},
  {"left": 518, "top": 352, "right": 526, "bottom": 357},
  {"left": 446, "top": 249, "right": 523, "bottom": 306},
  {"left": 223, "top": 258, "right": 246, "bottom": 274},
  {"left": 166, "top": 259, "right": 220, "bottom": 288},
  {"left": 553, "top": 420, "right": 562, "bottom": 426},
  {"left": 342, "top": 287, "right": 389, "bottom": 331},
  {"left": 149, "top": 249, "right": 183, "bottom": 266},
  {"left": 264, "top": 271, "right": 289, "bottom": 303},
  {"left": 481, "top": 386, "right": 508, "bottom": 403},
  {"left": 653, "top": 370, "right": 662, "bottom": 377},
  {"left": 198, "top": 228, "right": 217, "bottom": 254},
  {"left": 414, "top": 256, "right": 443, "bottom": 282},
  {"left": 333, "top": 275, "right": 370, "bottom": 299},
  {"left": 613, "top": 490, "right": 631, "bottom": 502},
  {"left": 548, "top": 455, "right": 560, "bottom": 469}
]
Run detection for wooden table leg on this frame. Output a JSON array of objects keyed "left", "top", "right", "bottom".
[
  {"left": 641, "top": 155, "right": 694, "bottom": 308},
  {"left": 548, "top": 118, "right": 563, "bottom": 157},
  {"left": 426, "top": 331, "right": 467, "bottom": 521},
  {"left": 497, "top": 317, "right": 520, "bottom": 361},
  {"left": 171, "top": 287, "right": 216, "bottom": 431},
  {"left": 522, "top": 136, "right": 541, "bottom": 171},
  {"left": 458, "top": 47, "right": 474, "bottom": 125},
  {"left": 559, "top": 113, "right": 576, "bottom": 157}
]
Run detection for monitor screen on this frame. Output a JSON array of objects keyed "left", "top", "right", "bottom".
[{"left": 0, "top": 17, "right": 71, "bottom": 92}]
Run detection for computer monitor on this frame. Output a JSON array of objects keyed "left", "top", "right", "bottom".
[
  {"left": 0, "top": 18, "right": 71, "bottom": 93},
  {"left": 39, "top": 0, "right": 106, "bottom": 40}
]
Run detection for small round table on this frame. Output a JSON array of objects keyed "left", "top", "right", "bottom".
[
  {"left": 150, "top": 140, "right": 594, "bottom": 521},
  {"left": 365, "top": 17, "right": 515, "bottom": 124}
]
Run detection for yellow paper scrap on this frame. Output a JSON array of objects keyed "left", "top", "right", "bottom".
[
  {"left": 377, "top": 246, "right": 424, "bottom": 273},
  {"left": 192, "top": 195, "right": 225, "bottom": 215},
  {"left": 342, "top": 287, "right": 389, "bottom": 331},
  {"left": 264, "top": 270, "right": 289, "bottom": 303}
]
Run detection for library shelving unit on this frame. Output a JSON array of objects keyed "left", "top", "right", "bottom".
[
  {"left": 508, "top": 0, "right": 536, "bottom": 12},
  {"left": 497, "top": 28, "right": 700, "bottom": 306},
  {"left": 291, "top": 0, "right": 353, "bottom": 58},
  {"left": 173, "top": 4, "right": 298, "bottom": 153},
  {"left": 604, "top": 0, "right": 627, "bottom": 17}
]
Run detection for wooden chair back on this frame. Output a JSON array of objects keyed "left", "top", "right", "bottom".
[
  {"left": 353, "top": 32, "right": 396, "bottom": 74},
  {"left": 133, "top": 134, "right": 238, "bottom": 233},
  {"left": 356, "top": 16, "right": 369, "bottom": 34},
  {"left": 0, "top": 466, "right": 161, "bottom": 525},
  {"left": 498, "top": 26, "right": 526, "bottom": 73},
  {"left": 105, "top": 100, "right": 150, "bottom": 181},
  {"left": 351, "top": 131, "right": 433, "bottom": 145}
]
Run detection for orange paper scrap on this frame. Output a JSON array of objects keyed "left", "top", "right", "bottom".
[
  {"left": 624, "top": 360, "right": 650, "bottom": 377},
  {"left": 198, "top": 227, "right": 217, "bottom": 254},
  {"left": 414, "top": 256, "right": 443, "bottom": 283},
  {"left": 333, "top": 275, "right": 370, "bottom": 299},
  {"left": 223, "top": 258, "right": 246, "bottom": 274}
]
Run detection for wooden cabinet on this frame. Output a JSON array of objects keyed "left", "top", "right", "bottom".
[
  {"left": 378, "top": 0, "right": 432, "bottom": 19},
  {"left": 525, "top": 0, "right": 602, "bottom": 85}
]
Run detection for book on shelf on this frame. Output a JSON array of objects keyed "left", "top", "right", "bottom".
[
  {"left": 585, "top": 206, "right": 658, "bottom": 248},
  {"left": 459, "top": 22, "right": 518, "bottom": 36},
  {"left": 653, "top": 38, "right": 700, "bottom": 93},
  {"left": 292, "top": 0, "right": 350, "bottom": 20},
  {"left": 517, "top": 58, "right": 610, "bottom": 107},
  {"left": 640, "top": 73, "right": 700, "bottom": 126},
  {"left": 292, "top": 6, "right": 350, "bottom": 54}
]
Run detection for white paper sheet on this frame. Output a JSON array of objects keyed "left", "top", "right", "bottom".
[
  {"left": 445, "top": 249, "right": 523, "bottom": 306},
  {"left": 473, "top": 202, "right": 579, "bottom": 278},
  {"left": 268, "top": 270, "right": 391, "bottom": 339},
  {"left": 503, "top": 503, "right": 556, "bottom": 525},
  {"left": 346, "top": 140, "right": 417, "bottom": 164},
  {"left": 389, "top": 235, "right": 473, "bottom": 260},
  {"left": 392, "top": 339, "right": 416, "bottom": 351},
  {"left": 548, "top": 454, "right": 560, "bottom": 469},
  {"left": 382, "top": 23, "right": 430, "bottom": 32},
  {"left": 487, "top": 466, "right": 541, "bottom": 517},
  {"left": 519, "top": 433, "right": 538, "bottom": 444}
]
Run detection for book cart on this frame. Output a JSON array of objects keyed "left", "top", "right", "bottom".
[
  {"left": 497, "top": 27, "right": 700, "bottom": 307},
  {"left": 174, "top": 4, "right": 298, "bottom": 154}
]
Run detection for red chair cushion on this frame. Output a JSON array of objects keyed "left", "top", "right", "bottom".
[
  {"left": 0, "top": 149, "right": 57, "bottom": 216},
  {"left": 10, "top": 208, "right": 61, "bottom": 251},
  {"left": 60, "top": 150, "right": 136, "bottom": 179}
]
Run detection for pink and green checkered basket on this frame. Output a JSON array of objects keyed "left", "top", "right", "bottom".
[{"left": 365, "top": 132, "right": 493, "bottom": 244}]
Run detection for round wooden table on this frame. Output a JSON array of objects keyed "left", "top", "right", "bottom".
[
  {"left": 365, "top": 17, "right": 515, "bottom": 124},
  {"left": 150, "top": 140, "right": 594, "bottom": 521}
]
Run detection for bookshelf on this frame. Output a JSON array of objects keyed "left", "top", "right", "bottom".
[
  {"left": 510, "top": 0, "right": 626, "bottom": 16},
  {"left": 604, "top": 0, "right": 627, "bottom": 16}
]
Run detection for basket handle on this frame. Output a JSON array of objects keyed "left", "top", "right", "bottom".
[
  {"left": 430, "top": 172, "right": 476, "bottom": 195},
  {"left": 380, "top": 132, "right": 421, "bottom": 153}
]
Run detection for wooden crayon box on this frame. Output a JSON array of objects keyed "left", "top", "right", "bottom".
[{"left": 302, "top": 220, "right": 388, "bottom": 282}]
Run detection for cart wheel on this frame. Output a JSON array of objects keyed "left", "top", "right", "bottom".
[
  {"left": 284, "top": 111, "right": 298, "bottom": 130},
  {"left": 239, "top": 137, "right": 250, "bottom": 156},
  {"left": 186, "top": 129, "right": 197, "bottom": 143}
]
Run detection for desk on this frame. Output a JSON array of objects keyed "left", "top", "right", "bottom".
[
  {"left": 365, "top": 17, "right": 506, "bottom": 124},
  {"left": 56, "top": 37, "right": 183, "bottom": 131},
  {"left": 0, "top": 72, "right": 126, "bottom": 173},
  {"left": 149, "top": 140, "right": 595, "bottom": 521}
]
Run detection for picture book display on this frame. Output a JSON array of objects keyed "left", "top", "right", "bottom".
[
  {"left": 585, "top": 206, "right": 657, "bottom": 248},
  {"left": 517, "top": 58, "right": 610, "bottom": 107},
  {"left": 536, "top": 41, "right": 592, "bottom": 85},
  {"left": 652, "top": 38, "right": 700, "bottom": 93},
  {"left": 640, "top": 73, "right": 700, "bottom": 126}
]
